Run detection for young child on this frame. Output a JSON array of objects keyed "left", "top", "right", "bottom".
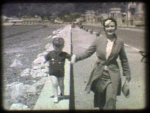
[{"left": 44, "top": 37, "right": 72, "bottom": 103}]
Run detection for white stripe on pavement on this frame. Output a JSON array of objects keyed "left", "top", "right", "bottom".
[
  {"left": 118, "top": 27, "right": 144, "bottom": 32},
  {"left": 125, "top": 44, "right": 140, "bottom": 52}
]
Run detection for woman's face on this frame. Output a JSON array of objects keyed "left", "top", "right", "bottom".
[{"left": 104, "top": 20, "right": 116, "bottom": 36}]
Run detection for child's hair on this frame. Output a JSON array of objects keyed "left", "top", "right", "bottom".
[{"left": 52, "top": 37, "right": 64, "bottom": 47}]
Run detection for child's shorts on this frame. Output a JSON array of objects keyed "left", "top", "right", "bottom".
[
  {"left": 49, "top": 67, "right": 64, "bottom": 77},
  {"left": 49, "top": 62, "right": 65, "bottom": 77}
]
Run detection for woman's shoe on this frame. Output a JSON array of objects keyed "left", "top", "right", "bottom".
[{"left": 53, "top": 97, "right": 58, "bottom": 103}]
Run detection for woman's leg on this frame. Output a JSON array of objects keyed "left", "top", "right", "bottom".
[
  {"left": 58, "top": 77, "right": 64, "bottom": 95},
  {"left": 94, "top": 91, "right": 106, "bottom": 110},
  {"left": 92, "top": 79, "right": 106, "bottom": 109},
  {"left": 50, "top": 76, "right": 59, "bottom": 102},
  {"left": 104, "top": 83, "right": 116, "bottom": 109}
]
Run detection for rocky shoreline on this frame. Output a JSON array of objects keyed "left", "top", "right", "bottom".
[{"left": 3, "top": 24, "right": 66, "bottom": 110}]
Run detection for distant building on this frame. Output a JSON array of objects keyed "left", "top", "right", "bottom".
[
  {"left": 85, "top": 10, "right": 96, "bottom": 23},
  {"left": 81, "top": 14, "right": 86, "bottom": 22},
  {"left": 75, "top": 14, "right": 85, "bottom": 23},
  {"left": 127, "top": 2, "right": 145, "bottom": 26},
  {"left": 76, "top": 16, "right": 84, "bottom": 23},
  {"left": 98, "top": 13, "right": 109, "bottom": 24},
  {"left": 1, "top": 15, "right": 8, "bottom": 22},
  {"left": 2, "top": 15, "right": 52, "bottom": 26},
  {"left": 7, "top": 17, "right": 23, "bottom": 25},
  {"left": 20, "top": 15, "right": 42, "bottom": 25},
  {"left": 109, "top": 8, "right": 121, "bottom": 18},
  {"left": 128, "top": 2, "right": 145, "bottom": 19},
  {"left": 109, "top": 8, "right": 122, "bottom": 26},
  {"left": 99, "top": 13, "right": 109, "bottom": 19},
  {"left": 54, "top": 17, "right": 63, "bottom": 24},
  {"left": 41, "top": 16, "right": 50, "bottom": 24},
  {"left": 84, "top": 11, "right": 109, "bottom": 25},
  {"left": 1, "top": 15, "right": 15, "bottom": 26},
  {"left": 136, "top": 3, "right": 145, "bottom": 16}
]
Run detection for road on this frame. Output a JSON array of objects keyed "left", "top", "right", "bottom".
[
  {"left": 72, "top": 26, "right": 146, "bottom": 110},
  {"left": 83, "top": 25, "right": 146, "bottom": 51}
]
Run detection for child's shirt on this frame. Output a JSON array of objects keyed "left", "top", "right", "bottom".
[{"left": 45, "top": 50, "right": 71, "bottom": 77}]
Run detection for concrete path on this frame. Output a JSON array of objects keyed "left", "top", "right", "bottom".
[{"left": 33, "top": 25, "right": 71, "bottom": 110}]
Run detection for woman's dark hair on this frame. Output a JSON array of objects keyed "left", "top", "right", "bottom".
[{"left": 103, "top": 18, "right": 117, "bottom": 30}]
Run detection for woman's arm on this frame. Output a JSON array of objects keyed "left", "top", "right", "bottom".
[
  {"left": 119, "top": 42, "right": 131, "bottom": 81},
  {"left": 75, "top": 39, "right": 96, "bottom": 62}
]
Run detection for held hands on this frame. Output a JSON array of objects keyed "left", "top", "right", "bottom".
[
  {"left": 71, "top": 54, "right": 76, "bottom": 65},
  {"left": 126, "top": 75, "right": 131, "bottom": 82}
]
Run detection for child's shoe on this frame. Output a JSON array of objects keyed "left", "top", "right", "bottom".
[
  {"left": 59, "top": 93, "right": 64, "bottom": 99},
  {"left": 53, "top": 97, "right": 58, "bottom": 103}
]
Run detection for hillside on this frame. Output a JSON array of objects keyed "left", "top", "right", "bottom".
[{"left": 2, "top": 3, "right": 128, "bottom": 17}]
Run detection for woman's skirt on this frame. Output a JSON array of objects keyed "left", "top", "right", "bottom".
[{"left": 91, "top": 70, "right": 111, "bottom": 108}]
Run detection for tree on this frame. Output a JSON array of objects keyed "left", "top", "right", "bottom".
[{"left": 3, "top": 3, "right": 129, "bottom": 17}]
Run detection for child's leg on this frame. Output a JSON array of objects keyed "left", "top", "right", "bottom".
[
  {"left": 50, "top": 76, "right": 59, "bottom": 98},
  {"left": 58, "top": 77, "right": 64, "bottom": 95}
]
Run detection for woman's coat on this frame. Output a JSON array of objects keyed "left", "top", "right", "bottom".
[{"left": 76, "top": 34, "right": 131, "bottom": 95}]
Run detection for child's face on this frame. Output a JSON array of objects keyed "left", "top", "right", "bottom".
[{"left": 53, "top": 45, "right": 64, "bottom": 52}]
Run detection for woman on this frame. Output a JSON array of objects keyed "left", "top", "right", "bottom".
[{"left": 71, "top": 18, "right": 131, "bottom": 109}]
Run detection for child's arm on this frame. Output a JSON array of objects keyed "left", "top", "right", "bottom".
[
  {"left": 65, "top": 53, "right": 72, "bottom": 61},
  {"left": 45, "top": 52, "right": 51, "bottom": 62},
  {"left": 42, "top": 52, "right": 50, "bottom": 67}
]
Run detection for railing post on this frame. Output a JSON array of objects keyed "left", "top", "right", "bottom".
[{"left": 69, "top": 27, "right": 75, "bottom": 110}]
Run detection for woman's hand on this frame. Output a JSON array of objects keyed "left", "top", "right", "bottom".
[
  {"left": 85, "top": 86, "right": 91, "bottom": 94},
  {"left": 71, "top": 54, "right": 76, "bottom": 65},
  {"left": 126, "top": 75, "right": 131, "bottom": 82}
]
